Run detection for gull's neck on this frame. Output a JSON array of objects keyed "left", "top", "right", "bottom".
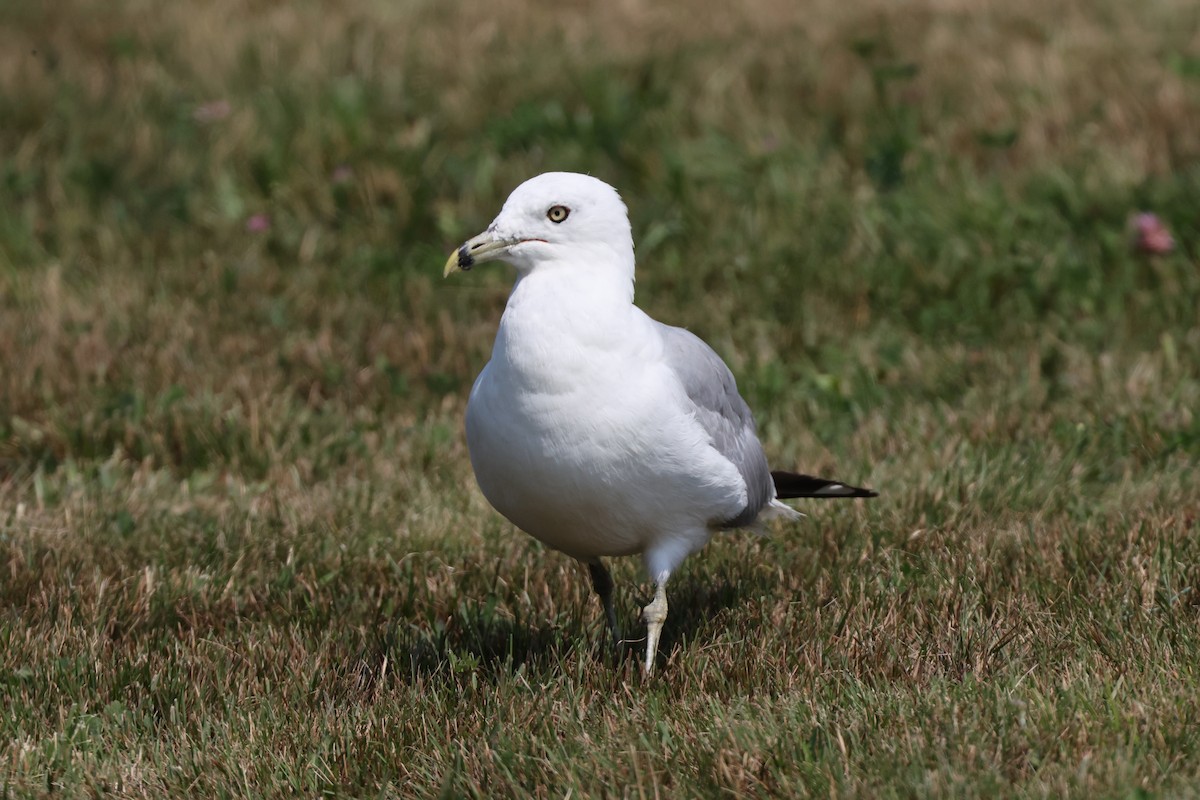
[
  {"left": 492, "top": 251, "right": 642, "bottom": 380},
  {"left": 510, "top": 240, "right": 636, "bottom": 312}
]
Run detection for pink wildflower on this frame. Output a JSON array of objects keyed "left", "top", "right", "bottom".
[
  {"left": 245, "top": 213, "right": 271, "bottom": 233},
  {"left": 1132, "top": 213, "right": 1174, "bottom": 255}
]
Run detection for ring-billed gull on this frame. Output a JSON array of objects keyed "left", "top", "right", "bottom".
[{"left": 444, "top": 172, "right": 876, "bottom": 673}]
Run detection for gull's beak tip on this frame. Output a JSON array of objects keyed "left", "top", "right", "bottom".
[
  {"left": 443, "top": 244, "right": 476, "bottom": 278},
  {"left": 443, "top": 232, "right": 502, "bottom": 277},
  {"left": 442, "top": 249, "right": 461, "bottom": 278}
]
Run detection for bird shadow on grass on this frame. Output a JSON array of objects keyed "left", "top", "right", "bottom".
[{"left": 380, "top": 570, "right": 750, "bottom": 686}]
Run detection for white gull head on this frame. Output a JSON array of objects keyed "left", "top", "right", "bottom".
[{"left": 443, "top": 172, "right": 634, "bottom": 279}]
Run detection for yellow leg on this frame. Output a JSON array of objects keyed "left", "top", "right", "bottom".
[{"left": 642, "top": 581, "right": 669, "bottom": 674}]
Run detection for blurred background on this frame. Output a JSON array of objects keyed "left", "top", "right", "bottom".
[
  {"left": 2, "top": 0, "right": 1198, "bottom": 464},
  {"left": 1, "top": 0, "right": 1199, "bottom": 795}
]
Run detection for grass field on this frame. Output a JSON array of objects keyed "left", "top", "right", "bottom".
[{"left": 2, "top": 0, "right": 1200, "bottom": 796}]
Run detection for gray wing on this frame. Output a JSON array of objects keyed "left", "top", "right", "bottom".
[{"left": 656, "top": 322, "right": 773, "bottom": 527}]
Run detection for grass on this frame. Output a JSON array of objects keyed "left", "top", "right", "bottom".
[{"left": 2, "top": 0, "right": 1199, "bottom": 795}]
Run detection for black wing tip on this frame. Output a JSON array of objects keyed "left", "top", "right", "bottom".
[{"left": 771, "top": 470, "right": 878, "bottom": 499}]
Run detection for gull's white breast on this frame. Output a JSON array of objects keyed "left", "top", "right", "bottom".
[{"left": 464, "top": 272, "right": 746, "bottom": 560}]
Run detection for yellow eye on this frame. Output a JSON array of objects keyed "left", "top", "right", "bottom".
[{"left": 547, "top": 205, "right": 570, "bottom": 223}]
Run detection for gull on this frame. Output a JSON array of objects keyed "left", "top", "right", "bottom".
[{"left": 444, "top": 172, "right": 876, "bottom": 673}]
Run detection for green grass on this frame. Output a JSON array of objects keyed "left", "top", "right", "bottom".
[{"left": 2, "top": 0, "right": 1200, "bottom": 796}]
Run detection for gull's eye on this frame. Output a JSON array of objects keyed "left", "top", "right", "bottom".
[{"left": 547, "top": 205, "right": 570, "bottom": 223}]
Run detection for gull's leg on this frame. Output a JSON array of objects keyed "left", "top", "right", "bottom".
[
  {"left": 642, "top": 579, "right": 669, "bottom": 674},
  {"left": 586, "top": 559, "right": 622, "bottom": 650}
]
